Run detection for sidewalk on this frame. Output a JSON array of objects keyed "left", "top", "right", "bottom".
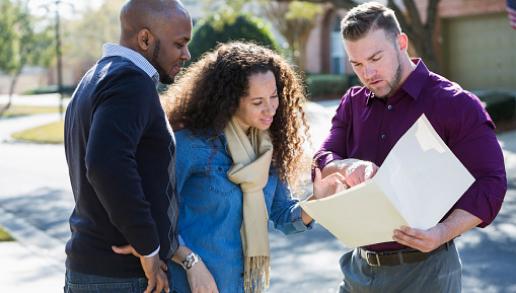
[
  {"left": 1, "top": 101, "right": 516, "bottom": 292},
  {"left": 0, "top": 113, "right": 60, "bottom": 141},
  {"left": 0, "top": 242, "right": 63, "bottom": 291},
  {"left": 0, "top": 93, "right": 69, "bottom": 107}
]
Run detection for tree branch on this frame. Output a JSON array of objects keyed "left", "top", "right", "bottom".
[
  {"left": 388, "top": 0, "right": 414, "bottom": 37},
  {"left": 425, "top": 0, "right": 441, "bottom": 30},
  {"left": 402, "top": 0, "right": 423, "bottom": 29}
]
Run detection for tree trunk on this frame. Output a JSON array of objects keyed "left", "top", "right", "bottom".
[
  {"left": 388, "top": 0, "right": 442, "bottom": 73},
  {"left": 411, "top": 32, "right": 441, "bottom": 73},
  {"left": 0, "top": 70, "right": 21, "bottom": 116},
  {"left": 297, "top": 32, "right": 312, "bottom": 72}
]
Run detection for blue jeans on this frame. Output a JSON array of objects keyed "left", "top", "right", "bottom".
[{"left": 64, "top": 270, "right": 147, "bottom": 293}]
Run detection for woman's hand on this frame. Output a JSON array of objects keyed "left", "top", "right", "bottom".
[
  {"left": 301, "top": 169, "right": 347, "bottom": 224},
  {"left": 313, "top": 168, "right": 347, "bottom": 199}
]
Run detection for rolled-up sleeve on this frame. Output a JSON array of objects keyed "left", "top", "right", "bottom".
[
  {"left": 448, "top": 94, "right": 507, "bottom": 227},
  {"left": 269, "top": 179, "right": 314, "bottom": 234}
]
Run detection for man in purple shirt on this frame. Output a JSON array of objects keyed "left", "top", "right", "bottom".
[{"left": 314, "top": 2, "right": 507, "bottom": 292}]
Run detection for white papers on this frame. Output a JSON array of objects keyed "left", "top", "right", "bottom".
[{"left": 301, "top": 115, "right": 475, "bottom": 248}]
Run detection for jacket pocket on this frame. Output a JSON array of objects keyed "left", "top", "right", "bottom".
[{"left": 207, "top": 164, "right": 241, "bottom": 196}]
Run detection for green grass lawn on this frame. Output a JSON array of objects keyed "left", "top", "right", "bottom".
[
  {"left": 1, "top": 105, "right": 59, "bottom": 118},
  {"left": 0, "top": 227, "right": 14, "bottom": 242},
  {"left": 11, "top": 120, "right": 64, "bottom": 144}
]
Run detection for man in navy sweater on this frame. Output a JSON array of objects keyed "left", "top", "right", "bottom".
[{"left": 64, "top": 1, "right": 217, "bottom": 292}]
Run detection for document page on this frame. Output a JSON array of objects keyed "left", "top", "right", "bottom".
[{"left": 375, "top": 115, "right": 475, "bottom": 229}]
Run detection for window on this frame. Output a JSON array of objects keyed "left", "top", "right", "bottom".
[{"left": 330, "top": 16, "right": 346, "bottom": 74}]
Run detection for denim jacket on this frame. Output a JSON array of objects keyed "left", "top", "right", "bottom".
[{"left": 168, "top": 129, "right": 313, "bottom": 293}]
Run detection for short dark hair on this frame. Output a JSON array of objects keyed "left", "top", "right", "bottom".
[{"left": 341, "top": 2, "right": 401, "bottom": 41}]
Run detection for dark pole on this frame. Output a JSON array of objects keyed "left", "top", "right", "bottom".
[{"left": 54, "top": 0, "right": 64, "bottom": 119}]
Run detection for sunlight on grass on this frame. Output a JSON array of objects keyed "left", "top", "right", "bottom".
[
  {"left": 11, "top": 120, "right": 64, "bottom": 144},
  {"left": 1, "top": 105, "right": 59, "bottom": 118},
  {"left": 0, "top": 227, "right": 14, "bottom": 242}
]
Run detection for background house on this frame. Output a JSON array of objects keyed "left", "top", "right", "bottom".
[{"left": 304, "top": 0, "right": 516, "bottom": 91}]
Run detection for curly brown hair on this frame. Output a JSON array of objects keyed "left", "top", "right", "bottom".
[{"left": 164, "top": 41, "right": 309, "bottom": 185}]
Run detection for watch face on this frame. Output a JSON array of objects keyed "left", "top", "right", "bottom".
[{"left": 182, "top": 252, "right": 199, "bottom": 270}]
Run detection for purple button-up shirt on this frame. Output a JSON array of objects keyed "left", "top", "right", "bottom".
[{"left": 314, "top": 59, "right": 507, "bottom": 251}]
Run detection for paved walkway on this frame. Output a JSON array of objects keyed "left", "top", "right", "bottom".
[
  {"left": 0, "top": 113, "right": 60, "bottom": 141},
  {"left": 0, "top": 101, "right": 515, "bottom": 292},
  {"left": 0, "top": 93, "right": 68, "bottom": 107},
  {"left": 0, "top": 242, "right": 63, "bottom": 291}
]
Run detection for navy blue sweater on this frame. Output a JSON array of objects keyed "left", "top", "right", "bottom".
[{"left": 64, "top": 56, "right": 178, "bottom": 278}]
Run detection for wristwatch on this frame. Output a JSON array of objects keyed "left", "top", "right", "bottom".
[{"left": 181, "top": 252, "right": 200, "bottom": 271}]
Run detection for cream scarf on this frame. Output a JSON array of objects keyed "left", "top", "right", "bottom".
[{"left": 224, "top": 117, "right": 273, "bottom": 293}]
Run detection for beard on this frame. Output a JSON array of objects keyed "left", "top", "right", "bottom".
[
  {"left": 369, "top": 54, "right": 403, "bottom": 99},
  {"left": 151, "top": 39, "right": 174, "bottom": 85}
]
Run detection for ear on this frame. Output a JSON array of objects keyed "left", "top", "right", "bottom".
[
  {"left": 397, "top": 33, "right": 408, "bottom": 52},
  {"left": 136, "top": 29, "right": 154, "bottom": 52}
]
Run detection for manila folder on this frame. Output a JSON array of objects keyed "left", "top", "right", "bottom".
[{"left": 301, "top": 114, "right": 475, "bottom": 248}]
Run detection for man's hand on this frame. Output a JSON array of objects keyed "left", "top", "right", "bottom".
[
  {"left": 112, "top": 245, "right": 169, "bottom": 293},
  {"left": 392, "top": 225, "right": 446, "bottom": 253},
  {"left": 393, "top": 209, "right": 483, "bottom": 253},
  {"left": 342, "top": 160, "right": 378, "bottom": 187},
  {"left": 186, "top": 259, "right": 219, "bottom": 293},
  {"left": 313, "top": 168, "right": 347, "bottom": 199},
  {"left": 321, "top": 159, "right": 378, "bottom": 187}
]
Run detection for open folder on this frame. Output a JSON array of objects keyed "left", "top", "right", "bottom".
[{"left": 301, "top": 114, "right": 475, "bottom": 248}]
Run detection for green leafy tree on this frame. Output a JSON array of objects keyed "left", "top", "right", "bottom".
[
  {"left": 62, "top": 0, "right": 124, "bottom": 70},
  {"left": 0, "top": 0, "right": 54, "bottom": 115},
  {"left": 261, "top": 1, "right": 322, "bottom": 71}
]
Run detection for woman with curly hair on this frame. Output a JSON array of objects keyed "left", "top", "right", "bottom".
[{"left": 164, "top": 42, "right": 344, "bottom": 293}]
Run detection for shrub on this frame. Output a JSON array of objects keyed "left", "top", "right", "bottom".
[
  {"left": 474, "top": 90, "right": 516, "bottom": 123},
  {"left": 188, "top": 13, "right": 280, "bottom": 63},
  {"left": 22, "top": 84, "right": 76, "bottom": 96},
  {"left": 305, "top": 74, "right": 348, "bottom": 100}
]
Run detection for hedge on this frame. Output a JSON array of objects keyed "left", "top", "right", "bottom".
[{"left": 475, "top": 90, "right": 516, "bottom": 123}]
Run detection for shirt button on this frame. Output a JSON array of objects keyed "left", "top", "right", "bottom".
[
  {"left": 381, "top": 134, "right": 386, "bottom": 140},
  {"left": 387, "top": 105, "right": 393, "bottom": 110}
]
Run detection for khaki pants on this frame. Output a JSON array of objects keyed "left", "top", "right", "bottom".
[{"left": 339, "top": 242, "right": 462, "bottom": 293}]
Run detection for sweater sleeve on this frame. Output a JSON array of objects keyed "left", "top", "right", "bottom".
[{"left": 85, "top": 70, "right": 160, "bottom": 256}]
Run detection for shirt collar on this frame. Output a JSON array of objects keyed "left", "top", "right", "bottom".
[
  {"left": 102, "top": 43, "right": 160, "bottom": 85},
  {"left": 401, "top": 58, "right": 430, "bottom": 100},
  {"left": 366, "top": 58, "right": 431, "bottom": 106}
]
